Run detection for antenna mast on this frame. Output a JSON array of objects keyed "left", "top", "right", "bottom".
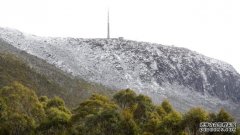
[{"left": 107, "top": 9, "right": 110, "bottom": 39}]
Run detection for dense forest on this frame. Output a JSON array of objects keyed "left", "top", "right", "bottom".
[{"left": 0, "top": 82, "right": 239, "bottom": 135}]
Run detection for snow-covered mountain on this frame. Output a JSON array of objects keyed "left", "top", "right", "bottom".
[{"left": 0, "top": 27, "right": 239, "bottom": 118}]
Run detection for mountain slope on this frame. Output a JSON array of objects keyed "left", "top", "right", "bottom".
[
  {"left": 0, "top": 38, "right": 113, "bottom": 107},
  {"left": 0, "top": 27, "right": 239, "bottom": 119}
]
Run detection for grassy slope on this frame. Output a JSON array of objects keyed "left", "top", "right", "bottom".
[{"left": 0, "top": 39, "right": 114, "bottom": 108}]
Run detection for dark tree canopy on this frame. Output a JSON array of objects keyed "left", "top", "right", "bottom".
[{"left": 0, "top": 85, "right": 237, "bottom": 135}]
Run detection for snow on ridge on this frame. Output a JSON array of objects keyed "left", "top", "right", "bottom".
[
  {"left": 0, "top": 27, "right": 239, "bottom": 114},
  {"left": 0, "top": 27, "right": 235, "bottom": 73}
]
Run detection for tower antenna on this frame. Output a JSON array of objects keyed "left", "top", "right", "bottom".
[{"left": 107, "top": 9, "right": 110, "bottom": 39}]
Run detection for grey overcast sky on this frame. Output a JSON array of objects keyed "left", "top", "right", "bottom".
[{"left": 0, "top": 0, "right": 240, "bottom": 72}]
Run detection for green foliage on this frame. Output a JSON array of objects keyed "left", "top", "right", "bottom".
[
  {"left": 113, "top": 88, "right": 137, "bottom": 109},
  {"left": 0, "top": 98, "right": 6, "bottom": 121},
  {"left": 216, "top": 108, "right": 234, "bottom": 122},
  {"left": 37, "top": 96, "right": 71, "bottom": 135},
  {"left": 236, "top": 126, "right": 240, "bottom": 135},
  {"left": 0, "top": 82, "right": 45, "bottom": 135},
  {"left": 132, "top": 94, "right": 159, "bottom": 134},
  {"left": 183, "top": 107, "right": 208, "bottom": 135},
  {"left": 72, "top": 94, "right": 117, "bottom": 120},
  {"left": 161, "top": 100, "right": 174, "bottom": 114},
  {"left": 39, "top": 96, "right": 49, "bottom": 103},
  {"left": 143, "top": 111, "right": 161, "bottom": 134},
  {"left": 46, "top": 96, "right": 65, "bottom": 108},
  {"left": 0, "top": 83, "right": 238, "bottom": 135},
  {"left": 0, "top": 52, "right": 113, "bottom": 108},
  {"left": 121, "top": 118, "right": 139, "bottom": 135},
  {"left": 70, "top": 94, "right": 118, "bottom": 135},
  {"left": 156, "top": 106, "right": 167, "bottom": 119},
  {"left": 2, "top": 113, "right": 35, "bottom": 135},
  {"left": 157, "top": 111, "right": 183, "bottom": 135},
  {"left": 0, "top": 82, "right": 45, "bottom": 122},
  {"left": 208, "top": 112, "right": 217, "bottom": 122},
  {"left": 205, "top": 109, "right": 235, "bottom": 135},
  {"left": 133, "top": 94, "right": 155, "bottom": 121},
  {"left": 39, "top": 96, "right": 49, "bottom": 108},
  {"left": 83, "top": 110, "right": 123, "bottom": 135},
  {"left": 141, "top": 132, "right": 153, "bottom": 135},
  {"left": 37, "top": 107, "right": 71, "bottom": 135},
  {"left": 0, "top": 53, "right": 65, "bottom": 104}
]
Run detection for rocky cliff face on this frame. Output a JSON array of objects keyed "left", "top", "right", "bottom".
[{"left": 0, "top": 27, "right": 239, "bottom": 118}]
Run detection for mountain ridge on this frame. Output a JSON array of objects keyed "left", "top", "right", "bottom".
[{"left": 0, "top": 27, "right": 239, "bottom": 120}]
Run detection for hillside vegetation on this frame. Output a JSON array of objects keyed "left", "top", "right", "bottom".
[
  {"left": 0, "top": 52, "right": 113, "bottom": 107},
  {"left": 0, "top": 82, "right": 239, "bottom": 135}
]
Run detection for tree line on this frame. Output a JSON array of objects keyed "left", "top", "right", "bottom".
[{"left": 0, "top": 82, "right": 239, "bottom": 135}]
